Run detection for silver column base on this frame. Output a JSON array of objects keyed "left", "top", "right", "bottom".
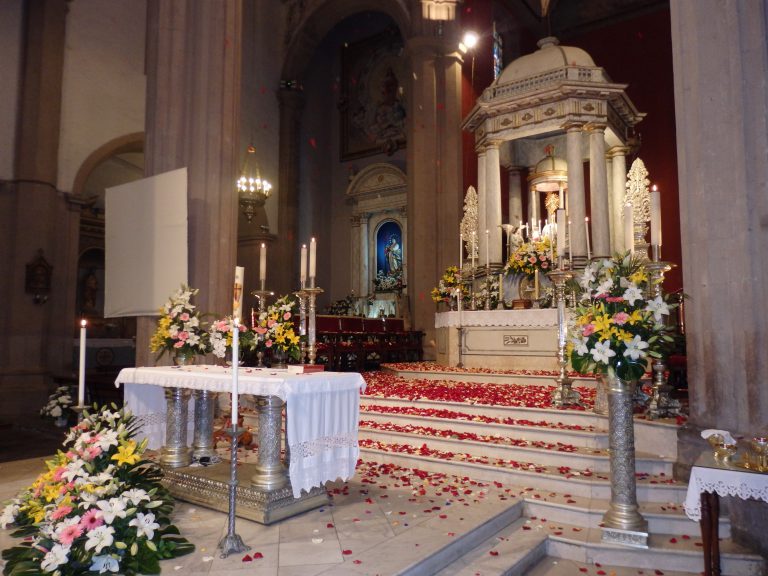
[
  {"left": 251, "top": 395, "right": 288, "bottom": 491},
  {"left": 160, "top": 387, "right": 192, "bottom": 468}
]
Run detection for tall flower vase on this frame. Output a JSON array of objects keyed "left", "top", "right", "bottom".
[
  {"left": 601, "top": 368, "right": 648, "bottom": 548},
  {"left": 593, "top": 374, "right": 609, "bottom": 415},
  {"left": 173, "top": 349, "right": 197, "bottom": 366},
  {"left": 270, "top": 348, "right": 288, "bottom": 369}
]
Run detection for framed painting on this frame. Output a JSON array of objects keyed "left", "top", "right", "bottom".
[{"left": 339, "top": 28, "right": 406, "bottom": 160}]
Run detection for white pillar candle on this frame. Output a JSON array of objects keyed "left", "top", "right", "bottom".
[
  {"left": 231, "top": 317, "right": 240, "bottom": 430},
  {"left": 78, "top": 319, "right": 86, "bottom": 407},
  {"left": 568, "top": 219, "right": 573, "bottom": 257},
  {"left": 534, "top": 269, "right": 539, "bottom": 300},
  {"left": 485, "top": 229, "right": 490, "bottom": 266},
  {"left": 459, "top": 233, "right": 463, "bottom": 272},
  {"left": 623, "top": 203, "right": 634, "bottom": 255},
  {"left": 585, "top": 217, "right": 592, "bottom": 261},
  {"left": 557, "top": 209, "right": 566, "bottom": 266},
  {"left": 309, "top": 237, "right": 317, "bottom": 281},
  {"left": 234, "top": 266, "right": 244, "bottom": 319},
  {"left": 259, "top": 243, "right": 266, "bottom": 284},
  {"left": 300, "top": 244, "right": 307, "bottom": 286},
  {"left": 650, "top": 185, "right": 662, "bottom": 248}
]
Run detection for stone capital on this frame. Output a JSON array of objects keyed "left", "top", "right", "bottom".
[
  {"left": 585, "top": 121, "right": 607, "bottom": 134},
  {"left": 607, "top": 145, "right": 631, "bottom": 158},
  {"left": 561, "top": 120, "right": 585, "bottom": 133}
]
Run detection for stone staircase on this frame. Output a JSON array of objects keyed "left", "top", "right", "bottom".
[{"left": 354, "top": 365, "right": 765, "bottom": 576}]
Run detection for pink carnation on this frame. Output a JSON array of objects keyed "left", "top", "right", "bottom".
[
  {"left": 51, "top": 505, "right": 73, "bottom": 521},
  {"left": 283, "top": 312, "right": 292, "bottom": 321},
  {"left": 267, "top": 319, "right": 276, "bottom": 328},
  {"left": 178, "top": 331, "right": 189, "bottom": 341},
  {"left": 613, "top": 312, "right": 630, "bottom": 325},
  {"left": 606, "top": 296, "right": 624, "bottom": 303},
  {"left": 540, "top": 262, "right": 549, "bottom": 269},
  {"left": 582, "top": 324, "right": 596, "bottom": 337},
  {"left": 173, "top": 341, "right": 184, "bottom": 348},
  {"left": 265, "top": 340, "right": 273, "bottom": 348},
  {"left": 528, "top": 256, "right": 537, "bottom": 263},
  {"left": 180, "top": 312, "right": 190, "bottom": 321},
  {"left": 53, "top": 466, "right": 66, "bottom": 482}
]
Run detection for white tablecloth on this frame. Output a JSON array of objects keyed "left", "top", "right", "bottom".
[
  {"left": 683, "top": 462, "right": 768, "bottom": 522},
  {"left": 116, "top": 365, "right": 366, "bottom": 498},
  {"left": 435, "top": 308, "right": 558, "bottom": 328}
]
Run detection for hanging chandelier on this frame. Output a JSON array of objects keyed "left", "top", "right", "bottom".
[{"left": 237, "top": 144, "right": 272, "bottom": 223}]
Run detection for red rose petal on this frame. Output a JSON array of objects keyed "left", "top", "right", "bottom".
[
  {"left": 242, "top": 554, "right": 252, "bottom": 562},
  {"left": 489, "top": 550, "right": 499, "bottom": 556},
  {"left": 669, "top": 537, "right": 677, "bottom": 543},
  {"left": 342, "top": 550, "right": 353, "bottom": 555},
  {"left": 353, "top": 560, "right": 362, "bottom": 564},
  {"left": 253, "top": 552, "right": 263, "bottom": 559}
]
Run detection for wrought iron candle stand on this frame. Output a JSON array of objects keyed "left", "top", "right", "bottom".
[
  {"left": 644, "top": 249, "right": 680, "bottom": 420},
  {"left": 304, "top": 285, "right": 324, "bottom": 364},
  {"left": 218, "top": 425, "right": 250, "bottom": 558},
  {"left": 549, "top": 266, "right": 580, "bottom": 407}
]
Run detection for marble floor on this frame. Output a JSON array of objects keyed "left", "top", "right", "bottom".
[{"left": 0, "top": 455, "right": 703, "bottom": 576}]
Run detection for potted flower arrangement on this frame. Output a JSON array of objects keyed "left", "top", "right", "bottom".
[
  {"left": 503, "top": 237, "right": 555, "bottom": 277},
  {"left": 208, "top": 317, "right": 260, "bottom": 363},
  {"left": 40, "top": 385, "right": 75, "bottom": 427},
  {"left": 254, "top": 295, "right": 302, "bottom": 366},
  {"left": 1, "top": 404, "right": 194, "bottom": 575},
  {"left": 568, "top": 252, "right": 677, "bottom": 383},
  {"left": 476, "top": 274, "right": 500, "bottom": 309},
  {"left": 150, "top": 284, "right": 209, "bottom": 364},
  {"left": 430, "top": 266, "right": 468, "bottom": 309}
]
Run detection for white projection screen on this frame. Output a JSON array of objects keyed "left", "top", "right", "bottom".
[{"left": 104, "top": 167, "right": 188, "bottom": 317}]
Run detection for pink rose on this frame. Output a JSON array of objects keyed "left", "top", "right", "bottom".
[
  {"left": 528, "top": 256, "right": 537, "bottom": 264},
  {"left": 267, "top": 319, "right": 276, "bottom": 328},
  {"left": 255, "top": 326, "right": 267, "bottom": 335},
  {"left": 239, "top": 324, "right": 247, "bottom": 332},
  {"left": 582, "top": 324, "right": 595, "bottom": 337},
  {"left": 265, "top": 340, "right": 273, "bottom": 348},
  {"left": 178, "top": 331, "right": 189, "bottom": 341},
  {"left": 173, "top": 341, "right": 184, "bottom": 348},
  {"left": 180, "top": 313, "right": 190, "bottom": 321},
  {"left": 283, "top": 312, "right": 292, "bottom": 321},
  {"left": 541, "top": 262, "right": 549, "bottom": 269}
]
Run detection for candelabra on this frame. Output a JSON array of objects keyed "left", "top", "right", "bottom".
[
  {"left": 304, "top": 285, "right": 324, "bottom": 364},
  {"left": 644, "top": 247, "right": 680, "bottom": 420},
  {"left": 218, "top": 425, "right": 249, "bottom": 558},
  {"left": 294, "top": 288, "right": 309, "bottom": 364},
  {"left": 549, "top": 266, "right": 580, "bottom": 407}
]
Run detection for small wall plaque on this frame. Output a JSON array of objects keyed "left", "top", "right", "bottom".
[{"left": 503, "top": 334, "right": 529, "bottom": 346}]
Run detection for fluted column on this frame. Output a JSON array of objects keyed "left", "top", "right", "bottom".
[
  {"left": 564, "top": 122, "right": 586, "bottom": 264},
  {"left": 507, "top": 167, "right": 523, "bottom": 226},
  {"left": 588, "top": 123, "right": 610, "bottom": 259},
  {"left": 476, "top": 148, "right": 487, "bottom": 262},
  {"left": 485, "top": 142, "right": 503, "bottom": 265},
  {"left": 350, "top": 215, "right": 362, "bottom": 295},
  {"left": 529, "top": 184, "right": 539, "bottom": 225},
  {"left": 359, "top": 215, "right": 369, "bottom": 295},
  {"left": 608, "top": 147, "right": 629, "bottom": 253}
]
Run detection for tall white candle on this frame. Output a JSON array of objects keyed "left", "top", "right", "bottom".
[
  {"left": 309, "top": 237, "right": 317, "bottom": 281},
  {"left": 557, "top": 209, "right": 566, "bottom": 267},
  {"left": 459, "top": 233, "right": 463, "bottom": 271},
  {"left": 585, "top": 217, "right": 592, "bottom": 261},
  {"left": 471, "top": 232, "right": 477, "bottom": 267},
  {"left": 650, "top": 185, "right": 662, "bottom": 248},
  {"left": 567, "top": 219, "right": 573, "bottom": 257},
  {"left": 485, "top": 229, "right": 490, "bottom": 266},
  {"left": 233, "top": 266, "right": 244, "bottom": 319},
  {"left": 78, "top": 320, "right": 86, "bottom": 407},
  {"left": 624, "top": 203, "right": 634, "bottom": 255},
  {"left": 259, "top": 243, "right": 267, "bottom": 285},
  {"left": 231, "top": 317, "right": 240, "bottom": 431},
  {"left": 300, "top": 244, "right": 307, "bottom": 286}
]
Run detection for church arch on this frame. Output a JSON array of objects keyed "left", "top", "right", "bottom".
[{"left": 72, "top": 132, "right": 144, "bottom": 197}]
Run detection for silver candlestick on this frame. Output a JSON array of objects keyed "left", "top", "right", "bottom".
[
  {"left": 644, "top": 247, "right": 680, "bottom": 419},
  {"left": 295, "top": 288, "right": 309, "bottom": 364},
  {"left": 304, "top": 286, "right": 324, "bottom": 364},
  {"left": 484, "top": 264, "right": 491, "bottom": 310},
  {"left": 549, "top": 266, "right": 580, "bottom": 408},
  {"left": 251, "top": 289, "right": 274, "bottom": 315},
  {"left": 218, "top": 425, "right": 249, "bottom": 558}
]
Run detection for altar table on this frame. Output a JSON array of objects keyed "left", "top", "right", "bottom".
[
  {"left": 116, "top": 365, "right": 365, "bottom": 499},
  {"left": 684, "top": 453, "right": 768, "bottom": 576}
]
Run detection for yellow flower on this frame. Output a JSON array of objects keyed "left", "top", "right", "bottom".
[
  {"left": 112, "top": 440, "right": 140, "bottom": 466},
  {"left": 592, "top": 313, "right": 613, "bottom": 334},
  {"left": 629, "top": 270, "right": 647, "bottom": 285},
  {"left": 627, "top": 310, "right": 644, "bottom": 324},
  {"left": 43, "top": 483, "right": 61, "bottom": 503}
]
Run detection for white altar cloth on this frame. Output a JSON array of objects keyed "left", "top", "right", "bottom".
[
  {"left": 116, "top": 365, "right": 366, "bottom": 498},
  {"left": 435, "top": 309, "right": 558, "bottom": 328},
  {"left": 683, "top": 461, "right": 768, "bottom": 522}
]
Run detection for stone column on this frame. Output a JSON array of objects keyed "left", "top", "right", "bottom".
[
  {"left": 671, "top": 0, "right": 768, "bottom": 557},
  {"left": 608, "top": 147, "right": 629, "bottom": 253},
  {"left": 349, "top": 214, "right": 362, "bottom": 295},
  {"left": 476, "top": 148, "right": 487, "bottom": 262},
  {"left": 564, "top": 122, "right": 587, "bottom": 265},
  {"left": 142, "top": 0, "right": 242, "bottom": 364},
  {"left": 588, "top": 123, "right": 610, "bottom": 259},
  {"left": 485, "top": 142, "right": 503, "bottom": 265},
  {"left": 275, "top": 87, "right": 305, "bottom": 295},
  {"left": 507, "top": 167, "right": 523, "bottom": 226},
  {"left": 359, "top": 215, "right": 369, "bottom": 296},
  {"left": 529, "top": 185, "right": 538, "bottom": 225}
]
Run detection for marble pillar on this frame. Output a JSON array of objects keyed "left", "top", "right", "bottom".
[
  {"left": 588, "top": 123, "right": 610, "bottom": 259},
  {"left": 529, "top": 185, "right": 538, "bottom": 226},
  {"left": 609, "top": 147, "right": 629, "bottom": 254},
  {"left": 671, "top": 0, "right": 768, "bottom": 557},
  {"left": 485, "top": 142, "right": 503, "bottom": 265},
  {"left": 142, "top": 0, "right": 242, "bottom": 364},
  {"left": 507, "top": 167, "right": 523, "bottom": 227},
  {"left": 564, "top": 122, "right": 587, "bottom": 264},
  {"left": 476, "top": 149, "right": 487, "bottom": 262},
  {"left": 349, "top": 215, "right": 362, "bottom": 295},
  {"left": 359, "top": 215, "right": 369, "bottom": 296}
]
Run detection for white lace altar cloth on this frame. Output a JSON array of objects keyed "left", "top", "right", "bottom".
[
  {"left": 683, "top": 463, "right": 768, "bottom": 522},
  {"left": 435, "top": 309, "right": 558, "bottom": 329},
  {"left": 116, "top": 365, "right": 365, "bottom": 498}
]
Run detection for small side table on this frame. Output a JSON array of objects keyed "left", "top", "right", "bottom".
[{"left": 683, "top": 453, "right": 768, "bottom": 576}]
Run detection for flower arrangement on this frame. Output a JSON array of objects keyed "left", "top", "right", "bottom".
[
  {"left": 326, "top": 293, "right": 359, "bottom": 316},
  {"left": 254, "top": 295, "right": 302, "bottom": 362},
  {"left": 1, "top": 405, "right": 194, "bottom": 575},
  {"left": 476, "top": 275, "right": 500, "bottom": 309},
  {"left": 40, "top": 386, "right": 75, "bottom": 422},
  {"left": 150, "top": 285, "right": 209, "bottom": 359},
  {"left": 503, "top": 238, "right": 555, "bottom": 277},
  {"left": 568, "top": 252, "right": 677, "bottom": 381},
  {"left": 430, "top": 266, "right": 468, "bottom": 305},
  {"left": 373, "top": 270, "right": 403, "bottom": 292},
  {"left": 208, "top": 317, "right": 259, "bottom": 360}
]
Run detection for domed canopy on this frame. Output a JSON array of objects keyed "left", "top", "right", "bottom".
[
  {"left": 498, "top": 37, "right": 600, "bottom": 85},
  {"left": 528, "top": 146, "right": 568, "bottom": 192}
]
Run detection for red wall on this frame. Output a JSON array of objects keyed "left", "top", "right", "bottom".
[{"left": 460, "top": 6, "right": 682, "bottom": 291}]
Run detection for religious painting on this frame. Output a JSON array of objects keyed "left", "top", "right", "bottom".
[
  {"left": 340, "top": 28, "right": 406, "bottom": 160},
  {"left": 374, "top": 220, "right": 403, "bottom": 292}
]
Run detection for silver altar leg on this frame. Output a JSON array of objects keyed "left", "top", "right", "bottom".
[
  {"left": 160, "top": 387, "right": 192, "bottom": 468},
  {"left": 602, "top": 376, "right": 648, "bottom": 548},
  {"left": 192, "top": 389, "right": 218, "bottom": 462},
  {"left": 251, "top": 395, "right": 288, "bottom": 491}
]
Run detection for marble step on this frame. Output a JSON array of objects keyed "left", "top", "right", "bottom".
[
  {"left": 359, "top": 446, "right": 687, "bottom": 504},
  {"left": 381, "top": 365, "right": 598, "bottom": 388},
  {"left": 358, "top": 426, "right": 674, "bottom": 476},
  {"left": 361, "top": 396, "right": 680, "bottom": 460}
]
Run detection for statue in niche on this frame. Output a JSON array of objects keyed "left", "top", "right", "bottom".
[
  {"left": 385, "top": 235, "right": 402, "bottom": 276},
  {"left": 81, "top": 270, "right": 99, "bottom": 315}
]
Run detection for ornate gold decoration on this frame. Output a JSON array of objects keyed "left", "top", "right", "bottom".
[
  {"left": 522, "top": 112, "right": 533, "bottom": 121},
  {"left": 460, "top": 186, "right": 479, "bottom": 259},
  {"left": 545, "top": 192, "right": 560, "bottom": 216},
  {"left": 544, "top": 107, "right": 556, "bottom": 116}
]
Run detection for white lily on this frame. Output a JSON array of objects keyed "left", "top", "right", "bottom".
[{"left": 590, "top": 340, "right": 616, "bottom": 364}]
